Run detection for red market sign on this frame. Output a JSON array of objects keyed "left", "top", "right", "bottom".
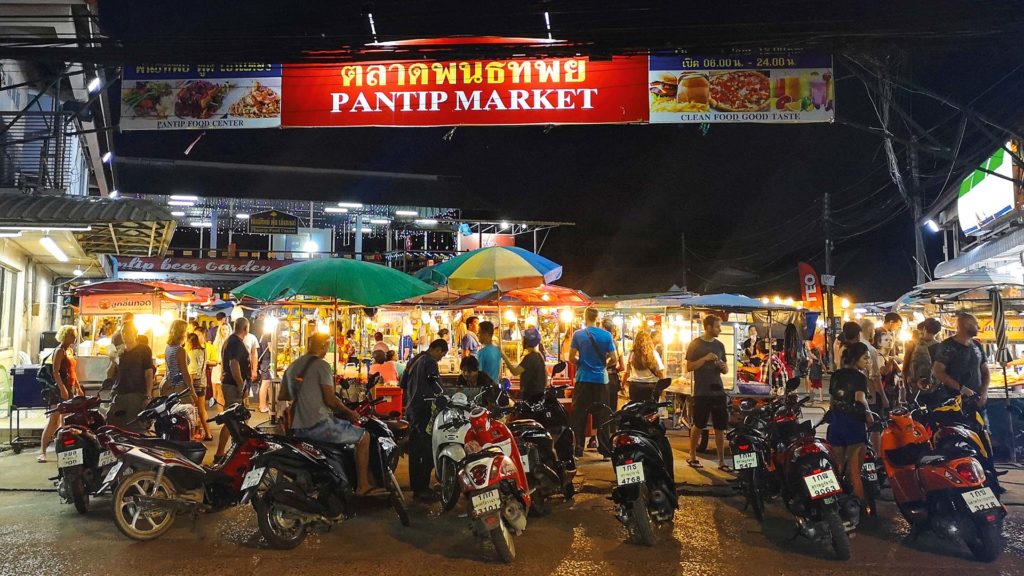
[
  {"left": 281, "top": 56, "right": 648, "bottom": 127},
  {"left": 117, "top": 257, "right": 292, "bottom": 275}
]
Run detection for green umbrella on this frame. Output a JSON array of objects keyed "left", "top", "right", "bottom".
[{"left": 231, "top": 257, "right": 435, "bottom": 306}]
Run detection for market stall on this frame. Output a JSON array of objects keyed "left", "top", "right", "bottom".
[
  {"left": 895, "top": 274, "right": 1024, "bottom": 461},
  {"left": 72, "top": 280, "right": 213, "bottom": 387}
]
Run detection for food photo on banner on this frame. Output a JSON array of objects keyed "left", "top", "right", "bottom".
[
  {"left": 648, "top": 49, "right": 834, "bottom": 123},
  {"left": 120, "top": 63, "right": 282, "bottom": 130},
  {"left": 280, "top": 56, "right": 649, "bottom": 127}
]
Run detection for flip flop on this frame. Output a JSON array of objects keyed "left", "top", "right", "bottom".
[
  {"left": 36, "top": 454, "right": 47, "bottom": 463},
  {"left": 718, "top": 464, "right": 735, "bottom": 473},
  {"left": 687, "top": 459, "right": 703, "bottom": 469}
]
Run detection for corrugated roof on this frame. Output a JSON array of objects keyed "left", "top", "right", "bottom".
[
  {"left": 0, "top": 193, "right": 173, "bottom": 225},
  {"left": 0, "top": 193, "right": 176, "bottom": 257}
]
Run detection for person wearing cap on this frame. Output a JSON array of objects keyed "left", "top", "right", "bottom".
[{"left": 500, "top": 327, "right": 548, "bottom": 403}]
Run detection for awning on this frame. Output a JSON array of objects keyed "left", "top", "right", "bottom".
[
  {"left": 933, "top": 226, "right": 1024, "bottom": 278},
  {"left": 0, "top": 193, "right": 176, "bottom": 257},
  {"left": 73, "top": 279, "right": 213, "bottom": 303},
  {"left": 450, "top": 285, "right": 593, "bottom": 308},
  {"left": 894, "top": 268, "right": 1024, "bottom": 310}
]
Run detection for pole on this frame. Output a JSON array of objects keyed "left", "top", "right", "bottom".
[
  {"left": 910, "top": 145, "right": 928, "bottom": 284},
  {"left": 824, "top": 192, "right": 835, "bottom": 370},
  {"left": 680, "top": 232, "right": 687, "bottom": 291}
]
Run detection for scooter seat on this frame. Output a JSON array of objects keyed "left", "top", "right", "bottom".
[
  {"left": 130, "top": 437, "right": 207, "bottom": 465},
  {"left": 463, "top": 446, "right": 503, "bottom": 465},
  {"left": 385, "top": 420, "right": 409, "bottom": 438}
]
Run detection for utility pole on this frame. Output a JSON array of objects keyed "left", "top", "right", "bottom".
[
  {"left": 680, "top": 232, "right": 687, "bottom": 292},
  {"left": 909, "top": 144, "right": 928, "bottom": 283},
  {"left": 823, "top": 193, "right": 835, "bottom": 369}
]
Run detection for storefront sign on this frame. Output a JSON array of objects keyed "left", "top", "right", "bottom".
[
  {"left": 978, "top": 317, "right": 1024, "bottom": 342},
  {"left": 80, "top": 293, "right": 159, "bottom": 315},
  {"left": 248, "top": 210, "right": 299, "bottom": 235},
  {"left": 958, "top": 142, "right": 1018, "bottom": 236},
  {"left": 120, "top": 63, "right": 282, "bottom": 130},
  {"left": 117, "top": 256, "right": 292, "bottom": 275},
  {"left": 281, "top": 56, "right": 649, "bottom": 127},
  {"left": 648, "top": 49, "right": 834, "bottom": 123}
]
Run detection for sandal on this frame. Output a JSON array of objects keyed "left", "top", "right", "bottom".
[
  {"left": 687, "top": 459, "right": 703, "bottom": 469},
  {"left": 718, "top": 464, "right": 735, "bottom": 473},
  {"left": 36, "top": 454, "right": 47, "bottom": 463}
]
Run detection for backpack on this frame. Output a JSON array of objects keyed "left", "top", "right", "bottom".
[{"left": 37, "top": 351, "right": 61, "bottom": 405}]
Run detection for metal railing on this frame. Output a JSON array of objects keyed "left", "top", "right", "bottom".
[{"left": 0, "top": 111, "right": 80, "bottom": 192}]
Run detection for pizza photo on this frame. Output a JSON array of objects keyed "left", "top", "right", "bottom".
[{"left": 709, "top": 70, "right": 770, "bottom": 112}]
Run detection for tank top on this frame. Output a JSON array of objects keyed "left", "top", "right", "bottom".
[
  {"left": 165, "top": 344, "right": 186, "bottom": 389},
  {"left": 57, "top": 346, "right": 78, "bottom": 388}
]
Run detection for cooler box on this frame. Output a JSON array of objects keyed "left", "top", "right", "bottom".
[
  {"left": 373, "top": 385, "right": 404, "bottom": 416},
  {"left": 11, "top": 365, "right": 45, "bottom": 408}
]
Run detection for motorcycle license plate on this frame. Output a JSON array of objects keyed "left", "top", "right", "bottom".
[
  {"left": 520, "top": 454, "right": 530, "bottom": 473},
  {"left": 962, "top": 487, "right": 1000, "bottom": 513},
  {"left": 240, "top": 467, "right": 266, "bottom": 491},
  {"left": 615, "top": 462, "right": 645, "bottom": 486},
  {"left": 862, "top": 462, "right": 878, "bottom": 482},
  {"left": 803, "top": 470, "right": 842, "bottom": 500},
  {"left": 98, "top": 450, "right": 116, "bottom": 467},
  {"left": 733, "top": 452, "right": 758, "bottom": 470},
  {"left": 470, "top": 488, "right": 501, "bottom": 516},
  {"left": 103, "top": 462, "right": 122, "bottom": 484},
  {"left": 57, "top": 449, "right": 83, "bottom": 468}
]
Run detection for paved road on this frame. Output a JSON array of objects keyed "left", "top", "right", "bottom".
[{"left": 1, "top": 449, "right": 1022, "bottom": 576}]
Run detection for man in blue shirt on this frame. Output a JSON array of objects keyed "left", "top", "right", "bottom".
[
  {"left": 460, "top": 316, "right": 481, "bottom": 357},
  {"left": 476, "top": 321, "right": 501, "bottom": 383},
  {"left": 569, "top": 307, "right": 618, "bottom": 457}
]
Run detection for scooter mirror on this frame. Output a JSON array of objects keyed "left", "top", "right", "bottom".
[
  {"left": 500, "top": 378, "right": 512, "bottom": 391},
  {"left": 551, "top": 361, "right": 567, "bottom": 376}
]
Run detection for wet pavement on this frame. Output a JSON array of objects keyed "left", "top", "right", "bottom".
[{"left": 0, "top": 444, "right": 1022, "bottom": 576}]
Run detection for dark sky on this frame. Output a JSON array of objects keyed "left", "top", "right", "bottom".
[{"left": 97, "top": 1, "right": 1024, "bottom": 302}]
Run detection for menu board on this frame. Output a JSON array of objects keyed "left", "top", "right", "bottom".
[
  {"left": 648, "top": 50, "right": 834, "bottom": 123},
  {"left": 120, "top": 64, "right": 282, "bottom": 130}
]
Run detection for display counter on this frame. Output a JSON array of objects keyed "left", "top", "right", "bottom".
[{"left": 75, "top": 355, "right": 112, "bottom": 387}]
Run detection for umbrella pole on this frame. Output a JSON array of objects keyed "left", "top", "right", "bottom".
[{"left": 1005, "top": 364, "right": 1019, "bottom": 465}]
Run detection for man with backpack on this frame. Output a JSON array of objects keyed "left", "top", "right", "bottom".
[{"left": 908, "top": 318, "right": 942, "bottom": 404}]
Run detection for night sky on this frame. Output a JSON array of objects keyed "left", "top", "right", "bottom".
[{"left": 98, "top": 1, "right": 1024, "bottom": 302}]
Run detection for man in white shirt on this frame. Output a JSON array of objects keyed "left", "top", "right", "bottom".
[{"left": 372, "top": 332, "right": 389, "bottom": 353}]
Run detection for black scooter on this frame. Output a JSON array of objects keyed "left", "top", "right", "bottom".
[
  {"left": 727, "top": 398, "right": 772, "bottom": 522},
  {"left": 606, "top": 399, "right": 677, "bottom": 546},
  {"left": 245, "top": 411, "right": 409, "bottom": 549},
  {"left": 495, "top": 361, "right": 577, "bottom": 515}
]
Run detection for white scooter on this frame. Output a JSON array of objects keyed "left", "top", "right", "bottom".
[{"left": 431, "top": 391, "right": 474, "bottom": 511}]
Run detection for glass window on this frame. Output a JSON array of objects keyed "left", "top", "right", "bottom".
[{"left": 0, "top": 266, "right": 17, "bottom": 349}]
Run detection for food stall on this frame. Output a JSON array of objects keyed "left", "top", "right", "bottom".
[
  {"left": 72, "top": 280, "right": 213, "bottom": 387},
  {"left": 895, "top": 273, "right": 1024, "bottom": 461}
]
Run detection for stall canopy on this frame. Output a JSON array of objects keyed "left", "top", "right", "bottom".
[
  {"left": 450, "top": 285, "right": 592, "bottom": 308},
  {"left": 614, "top": 292, "right": 796, "bottom": 312},
  {"left": 894, "top": 269, "right": 1024, "bottom": 310},
  {"left": 0, "top": 192, "right": 176, "bottom": 257},
  {"left": 74, "top": 280, "right": 213, "bottom": 302}
]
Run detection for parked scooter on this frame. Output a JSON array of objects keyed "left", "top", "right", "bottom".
[
  {"left": 101, "top": 403, "right": 267, "bottom": 541},
  {"left": 444, "top": 405, "right": 531, "bottom": 563},
  {"left": 49, "top": 395, "right": 114, "bottom": 513},
  {"left": 246, "top": 408, "right": 409, "bottom": 549},
  {"left": 727, "top": 398, "right": 772, "bottom": 522},
  {"left": 607, "top": 399, "right": 677, "bottom": 546},
  {"left": 928, "top": 394, "right": 1004, "bottom": 494},
  {"left": 431, "top": 390, "right": 475, "bottom": 511},
  {"left": 767, "top": 396, "right": 860, "bottom": 560},
  {"left": 880, "top": 400, "right": 1006, "bottom": 562}
]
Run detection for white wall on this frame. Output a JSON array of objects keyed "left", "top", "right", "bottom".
[{"left": 0, "top": 239, "right": 55, "bottom": 368}]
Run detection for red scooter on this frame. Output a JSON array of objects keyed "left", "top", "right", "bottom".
[
  {"left": 50, "top": 395, "right": 113, "bottom": 513},
  {"left": 442, "top": 405, "right": 531, "bottom": 563}
]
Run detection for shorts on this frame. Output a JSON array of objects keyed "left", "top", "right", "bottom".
[
  {"left": 295, "top": 418, "right": 366, "bottom": 445},
  {"left": 693, "top": 395, "right": 728, "bottom": 430},
  {"left": 222, "top": 382, "right": 243, "bottom": 407},
  {"left": 826, "top": 411, "right": 868, "bottom": 447},
  {"left": 810, "top": 378, "right": 822, "bottom": 390}
]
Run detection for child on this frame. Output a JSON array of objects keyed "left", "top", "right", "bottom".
[{"left": 809, "top": 345, "right": 824, "bottom": 402}]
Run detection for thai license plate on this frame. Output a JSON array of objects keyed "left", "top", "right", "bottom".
[
  {"left": 803, "top": 470, "right": 842, "bottom": 500},
  {"left": 98, "top": 450, "right": 116, "bottom": 467},
  {"left": 57, "top": 449, "right": 83, "bottom": 468},
  {"left": 240, "top": 467, "right": 265, "bottom": 491},
  {"left": 962, "top": 487, "right": 1000, "bottom": 513},
  {"left": 615, "top": 462, "right": 645, "bottom": 486},
  {"left": 470, "top": 488, "right": 501, "bottom": 516},
  {"left": 862, "top": 462, "right": 878, "bottom": 482},
  {"left": 733, "top": 452, "right": 758, "bottom": 470},
  {"left": 520, "top": 454, "right": 530, "bottom": 473},
  {"left": 103, "top": 462, "right": 122, "bottom": 484}
]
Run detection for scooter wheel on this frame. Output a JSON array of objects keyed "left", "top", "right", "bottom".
[
  {"left": 826, "top": 510, "right": 851, "bottom": 561},
  {"left": 439, "top": 457, "right": 460, "bottom": 512},
  {"left": 388, "top": 470, "right": 410, "bottom": 527},
  {"left": 964, "top": 515, "right": 1003, "bottom": 563},
  {"left": 490, "top": 518, "right": 516, "bottom": 563},
  {"left": 112, "top": 470, "right": 177, "bottom": 541},
  {"left": 71, "top": 476, "right": 90, "bottom": 514},
  {"left": 631, "top": 498, "right": 657, "bottom": 546},
  {"left": 254, "top": 489, "right": 309, "bottom": 550}
]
